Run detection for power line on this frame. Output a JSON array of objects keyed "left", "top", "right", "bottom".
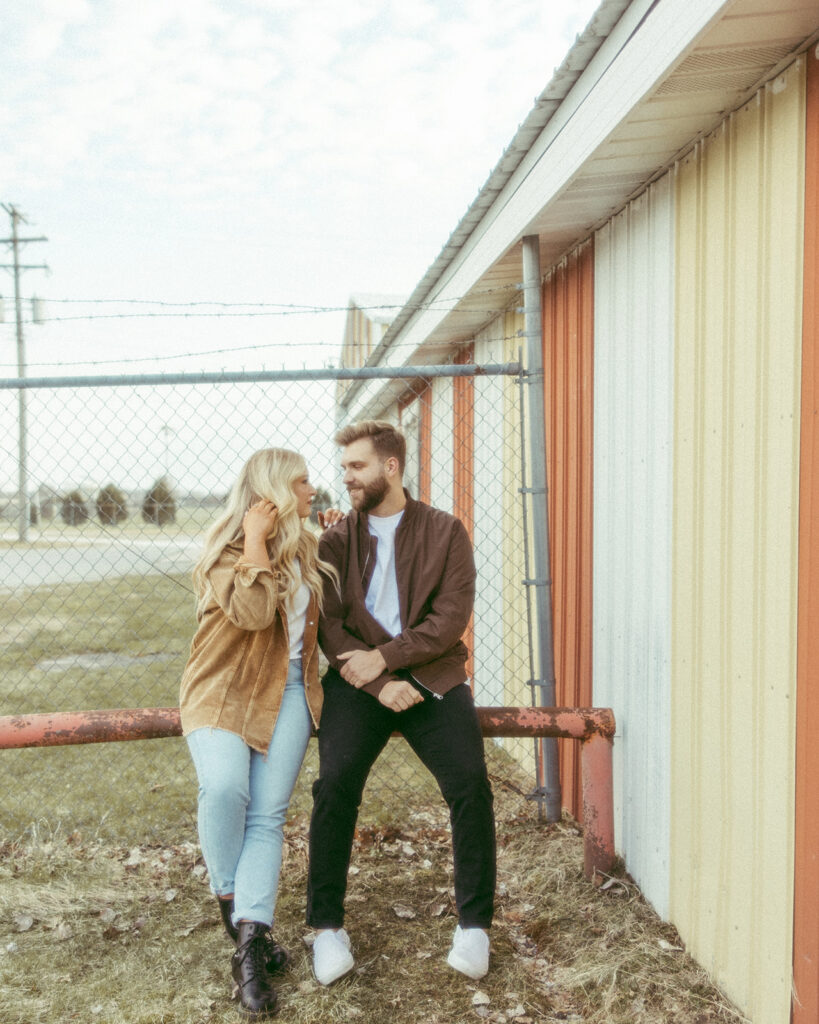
[{"left": 1, "top": 203, "right": 48, "bottom": 542}]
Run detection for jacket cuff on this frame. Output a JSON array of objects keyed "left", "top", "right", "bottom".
[
  {"left": 234, "top": 558, "right": 277, "bottom": 587},
  {"left": 361, "top": 673, "right": 393, "bottom": 698},
  {"left": 378, "top": 640, "right": 403, "bottom": 673}
]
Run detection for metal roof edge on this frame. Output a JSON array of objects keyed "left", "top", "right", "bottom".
[{"left": 341, "top": 0, "right": 632, "bottom": 406}]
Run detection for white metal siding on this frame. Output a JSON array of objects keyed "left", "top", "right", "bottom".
[
  {"left": 593, "top": 174, "right": 675, "bottom": 918},
  {"left": 429, "top": 377, "right": 454, "bottom": 512}
]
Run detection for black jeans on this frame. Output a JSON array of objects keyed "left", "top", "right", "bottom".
[{"left": 306, "top": 669, "right": 496, "bottom": 930}]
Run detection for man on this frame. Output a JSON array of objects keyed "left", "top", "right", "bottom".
[{"left": 307, "top": 419, "right": 496, "bottom": 985}]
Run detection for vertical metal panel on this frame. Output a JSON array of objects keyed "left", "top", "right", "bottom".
[
  {"left": 671, "top": 58, "right": 806, "bottom": 1024},
  {"left": 593, "top": 175, "right": 674, "bottom": 917},
  {"left": 794, "top": 42, "right": 819, "bottom": 1024},
  {"left": 541, "top": 243, "right": 594, "bottom": 822},
  {"left": 430, "top": 377, "right": 454, "bottom": 512},
  {"left": 471, "top": 315, "right": 531, "bottom": 772},
  {"left": 453, "top": 346, "right": 475, "bottom": 686},
  {"left": 418, "top": 386, "right": 432, "bottom": 504},
  {"left": 473, "top": 321, "right": 513, "bottom": 709},
  {"left": 502, "top": 311, "right": 535, "bottom": 768},
  {"left": 401, "top": 384, "right": 434, "bottom": 504}
]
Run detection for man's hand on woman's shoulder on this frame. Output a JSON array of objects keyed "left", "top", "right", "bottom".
[{"left": 318, "top": 507, "right": 346, "bottom": 530}]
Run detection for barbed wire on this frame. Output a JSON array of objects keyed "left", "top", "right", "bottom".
[
  {"left": 0, "top": 330, "right": 522, "bottom": 371},
  {"left": 34, "top": 283, "right": 519, "bottom": 311}
]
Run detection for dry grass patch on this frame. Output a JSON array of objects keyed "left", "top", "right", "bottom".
[{"left": 0, "top": 784, "right": 747, "bottom": 1024}]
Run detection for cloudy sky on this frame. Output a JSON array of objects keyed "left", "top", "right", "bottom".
[{"left": 1, "top": 0, "right": 600, "bottom": 379}]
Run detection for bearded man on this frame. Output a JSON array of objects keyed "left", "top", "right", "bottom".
[{"left": 306, "top": 419, "right": 496, "bottom": 986}]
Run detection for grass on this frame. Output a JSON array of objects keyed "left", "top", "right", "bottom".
[
  {"left": 0, "top": 570, "right": 748, "bottom": 1022},
  {"left": 0, "top": 570, "right": 196, "bottom": 839},
  {"left": 0, "top": 570, "right": 452, "bottom": 840},
  {"left": 0, "top": 780, "right": 748, "bottom": 1024}
]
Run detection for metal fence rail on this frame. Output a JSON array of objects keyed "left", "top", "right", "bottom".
[{"left": 0, "top": 704, "right": 615, "bottom": 878}]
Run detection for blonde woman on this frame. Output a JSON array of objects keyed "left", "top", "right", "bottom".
[{"left": 180, "top": 448, "right": 339, "bottom": 1019}]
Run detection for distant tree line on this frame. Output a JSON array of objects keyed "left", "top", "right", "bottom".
[{"left": 51, "top": 477, "right": 177, "bottom": 527}]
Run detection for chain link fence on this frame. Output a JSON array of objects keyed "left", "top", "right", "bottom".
[{"left": 0, "top": 367, "right": 534, "bottom": 840}]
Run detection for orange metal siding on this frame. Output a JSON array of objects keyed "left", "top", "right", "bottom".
[
  {"left": 541, "top": 241, "right": 595, "bottom": 821},
  {"left": 794, "top": 43, "right": 819, "bottom": 1024},
  {"left": 453, "top": 345, "right": 475, "bottom": 684}
]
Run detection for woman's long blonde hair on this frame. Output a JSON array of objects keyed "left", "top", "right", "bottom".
[{"left": 192, "top": 448, "right": 336, "bottom": 616}]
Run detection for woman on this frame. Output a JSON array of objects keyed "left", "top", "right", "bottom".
[{"left": 179, "top": 448, "right": 339, "bottom": 1019}]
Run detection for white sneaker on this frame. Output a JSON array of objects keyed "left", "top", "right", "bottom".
[
  {"left": 446, "top": 925, "right": 490, "bottom": 979},
  {"left": 312, "top": 928, "right": 354, "bottom": 985}
]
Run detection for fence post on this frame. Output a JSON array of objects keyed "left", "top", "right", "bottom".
[
  {"left": 522, "top": 234, "right": 562, "bottom": 823},
  {"left": 580, "top": 731, "right": 616, "bottom": 878}
]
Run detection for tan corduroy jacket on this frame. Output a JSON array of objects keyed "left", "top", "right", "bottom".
[{"left": 179, "top": 542, "right": 322, "bottom": 754}]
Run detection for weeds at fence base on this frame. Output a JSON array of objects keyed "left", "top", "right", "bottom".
[{"left": 0, "top": 787, "right": 746, "bottom": 1024}]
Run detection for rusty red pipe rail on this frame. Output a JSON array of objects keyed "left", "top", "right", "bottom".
[{"left": 0, "top": 705, "right": 615, "bottom": 879}]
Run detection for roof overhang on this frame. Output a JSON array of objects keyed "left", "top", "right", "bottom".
[{"left": 343, "top": 0, "right": 818, "bottom": 420}]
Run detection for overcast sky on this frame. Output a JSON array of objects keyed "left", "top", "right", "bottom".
[{"left": 1, "top": 0, "right": 600, "bottom": 379}]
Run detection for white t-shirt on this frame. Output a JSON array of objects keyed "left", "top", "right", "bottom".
[
  {"left": 365, "top": 510, "right": 404, "bottom": 637},
  {"left": 285, "top": 559, "right": 311, "bottom": 659}
]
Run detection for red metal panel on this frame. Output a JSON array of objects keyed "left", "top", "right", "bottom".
[
  {"left": 541, "top": 241, "right": 595, "bottom": 821},
  {"left": 453, "top": 345, "right": 476, "bottom": 684},
  {"left": 794, "top": 44, "right": 819, "bottom": 1024}
]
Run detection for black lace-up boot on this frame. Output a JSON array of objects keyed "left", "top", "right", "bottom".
[
  {"left": 231, "top": 921, "right": 278, "bottom": 1018},
  {"left": 218, "top": 898, "right": 290, "bottom": 976}
]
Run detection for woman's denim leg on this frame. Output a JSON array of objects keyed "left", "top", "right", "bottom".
[
  {"left": 187, "top": 660, "right": 312, "bottom": 927},
  {"left": 186, "top": 727, "right": 251, "bottom": 899},
  {"left": 233, "top": 663, "right": 312, "bottom": 925}
]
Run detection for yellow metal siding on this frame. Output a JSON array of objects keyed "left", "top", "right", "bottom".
[
  {"left": 671, "top": 60, "right": 805, "bottom": 1023},
  {"left": 502, "top": 311, "right": 532, "bottom": 770}
]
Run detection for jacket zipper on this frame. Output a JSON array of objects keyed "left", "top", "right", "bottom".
[{"left": 410, "top": 671, "right": 443, "bottom": 700}]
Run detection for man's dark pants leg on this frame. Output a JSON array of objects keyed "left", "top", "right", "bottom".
[{"left": 306, "top": 670, "right": 495, "bottom": 930}]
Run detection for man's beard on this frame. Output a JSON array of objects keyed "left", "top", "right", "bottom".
[{"left": 350, "top": 472, "right": 389, "bottom": 513}]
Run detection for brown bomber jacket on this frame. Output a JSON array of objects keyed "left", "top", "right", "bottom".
[{"left": 317, "top": 492, "right": 476, "bottom": 699}]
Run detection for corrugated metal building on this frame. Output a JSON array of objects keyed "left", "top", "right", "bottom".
[{"left": 336, "top": 2, "right": 819, "bottom": 1020}]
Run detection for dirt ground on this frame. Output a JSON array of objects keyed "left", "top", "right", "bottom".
[{"left": 0, "top": 778, "right": 748, "bottom": 1024}]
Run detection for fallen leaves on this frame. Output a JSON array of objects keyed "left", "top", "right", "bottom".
[
  {"left": 0, "top": 779, "right": 745, "bottom": 1024},
  {"left": 123, "top": 847, "right": 143, "bottom": 869}
]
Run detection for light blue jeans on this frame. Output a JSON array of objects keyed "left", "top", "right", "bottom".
[{"left": 186, "top": 659, "right": 312, "bottom": 927}]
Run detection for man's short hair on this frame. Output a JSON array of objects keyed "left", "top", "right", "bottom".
[{"left": 335, "top": 420, "right": 406, "bottom": 475}]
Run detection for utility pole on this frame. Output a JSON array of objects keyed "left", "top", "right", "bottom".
[{"left": 1, "top": 204, "right": 48, "bottom": 543}]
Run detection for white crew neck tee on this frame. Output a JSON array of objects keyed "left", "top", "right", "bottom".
[
  {"left": 285, "top": 559, "right": 310, "bottom": 659},
  {"left": 365, "top": 510, "right": 404, "bottom": 637}
]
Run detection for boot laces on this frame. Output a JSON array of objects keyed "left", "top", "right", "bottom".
[{"left": 245, "top": 929, "right": 269, "bottom": 975}]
